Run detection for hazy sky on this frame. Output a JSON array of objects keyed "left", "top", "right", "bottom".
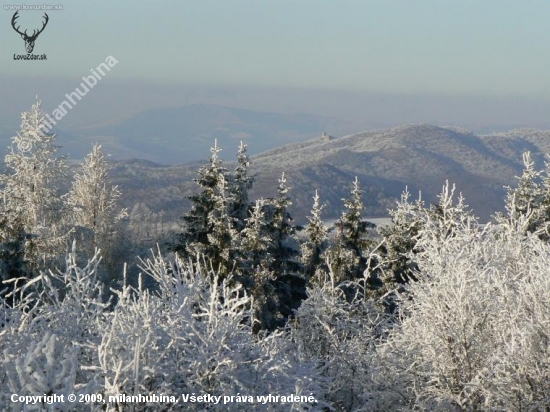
[
  {"left": 3, "top": 1, "right": 550, "bottom": 131},
  {"left": 2, "top": 0, "right": 550, "bottom": 94}
]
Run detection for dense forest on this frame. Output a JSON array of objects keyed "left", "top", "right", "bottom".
[{"left": 1, "top": 102, "right": 550, "bottom": 411}]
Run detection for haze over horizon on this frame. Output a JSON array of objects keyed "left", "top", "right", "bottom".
[{"left": 3, "top": 1, "right": 550, "bottom": 148}]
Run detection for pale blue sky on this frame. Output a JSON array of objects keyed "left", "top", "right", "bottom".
[
  {"left": 3, "top": 0, "right": 550, "bottom": 96},
  {"left": 4, "top": 0, "right": 550, "bottom": 134}
]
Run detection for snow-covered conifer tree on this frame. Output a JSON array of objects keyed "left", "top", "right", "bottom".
[
  {"left": 535, "top": 156, "right": 550, "bottom": 240},
  {"left": 301, "top": 190, "right": 328, "bottom": 279},
  {"left": 240, "top": 173, "right": 305, "bottom": 330},
  {"left": 239, "top": 199, "right": 272, "bottom": 275},
  {"left": 175, "top": 141, "right": 237, "bottom": 277},
  {"left": 238, "top": 199, "right": 281, "bottom": 331},
  {"left": 230, "top": 141, "right": 254, "bottom": 229},
  {"left": 340, "top": 177, "right": 375, "bottom": 255},
  {"left": 496, "top": 151, "right": 550, "bottom": 241},
  {"left": 323, "top": 177, "right": 375, "bottom": 284},
  {"left": 424, "top": 181, "right": 476, "bottom": 243},
  {"left": 176, "top": 140, "right": 227, "bottom": 253},
  {"left": 377, "top": 183, "right": 475, "bottom": 313},
  {"left": 266, "top": 172, "right": 298, "bottom": 273},
  {"left": 378, "top": 188, "right": 424, "bottom": 287},
  {"left": 504, "top": 152, "right": 542, "bottom": 222},
  {"left": 206, "top": 173, "right": 238, "bottom": 276}
]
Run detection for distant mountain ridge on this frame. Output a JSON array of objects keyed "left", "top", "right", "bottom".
[
  {"left": 0, "top": 104, "right": 347, "bottom": 163},
  {"left": 107, "top": 124, "right": 550, "bottom": 224},
  {"left": 248, "top": 124, "right": 519, "bottom": 221},
  {"left": 62, "top": 104, "right": 343, "bottom": 164}
]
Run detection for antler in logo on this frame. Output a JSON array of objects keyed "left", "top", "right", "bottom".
[{"left": 11, "top": 11, "right": 49, "bottom": 53}]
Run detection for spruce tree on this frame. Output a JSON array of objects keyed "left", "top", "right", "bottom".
[
  {"left": 498, "top": 152, "right": 547, "bottom": 236},
  {"left": 341, "top": 177, "right": 375, "bottom": 255},
  {"left": 426, "top": 182, "right": 474, "bottom": 242},
  {"left": 239, "top": 199, "right": 280, "bottom": 332},
  {"left": 239, "top": 199, "right": 272, "bottom": 277},
  {"left": 270, "top": 173, "right": 306, "bottom": 326},
  {"left": 230, "top": 141, "right": 254, "bottom": 230},
  {"left": 175, "top": 140, "right": 236, "bottom": 276},
  {"left": 266, "top": 172, "right": 297, "bottom": 273},
  {"left": 506, "top": 152, "right": 541, "bottom": 217},
  {"left": 537, "top": 157, "right": 550, "bottom": 240},
  {"left": 379, "top": 182, "right": 475, "bottom": 312},
  {"left": 176, "top": 140, "right": 226, "bottom": 254},
  {"left": 301, "top": 190, "right": 328, "bottom": 279},
  {"left": 206, "top": 173, "right": 238, "bottom": 276},
  {"left": 493, "top": 152, "right": 550, "bottom": 241},
  {"left": 497, "top": 152, "right": 543, "bottom": 233},
  {"left": 323, "top": 177, "right": 375, "bottom": 284},
  {"left": 378, "top": 188, "right": 424, "bottom": 287}
]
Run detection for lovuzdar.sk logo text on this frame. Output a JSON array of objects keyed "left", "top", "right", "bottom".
[{"left": 11, "top": 11, "right": 49, "bottom": 60}]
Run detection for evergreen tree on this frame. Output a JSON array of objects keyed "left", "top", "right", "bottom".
[
  {"left": 321, "top": 225, "right": 359, "bottom": 286},
  {"left": 239, "top": 199, "right": 280, "bottom": 332},
  {"left": 504, "top": 152, "right": 541, "bottom": 222},
  {"left": 378, "top": 182, "right": 475, "bottom": 313},
  {"left": 266, "top": 172, "right": 298, "bottom": 273},
  {"left": 425, "top": 181, "right": 474, "bottom": 242},
  {"left": 497, "top": 151, "right": 550, "bottom": 238},
  {"left": 176, "top": 140, "right": 226, "bottom": 254},
  {"left": 341, "top": 177, "right": 375, "bottom": 255},
  {"left": 206, "top": 173, "right": 238, "bottom": 276},
  {"left": 174, "top": 140, "right": 236, "bottom": 276},
  {"left": 301, "top": 190, "right": 328, "bottom": 279},
  {"left": 239, "top": 199, "right": 273, "bottom": 277},
  {"left": 230, "top": 141, "right": 254, "bottom": 229},
  {"left": 536, "top": 156, "right": 550, "bottom": 240},
  {"left": 323, "top": 177, "right": 375, "bottom": 284},
  {"left": 270, "top": 173, "right": 305, "bottom": 324},
  {"left": 378, "top": 188, "right": 424, "bottom": 287}
]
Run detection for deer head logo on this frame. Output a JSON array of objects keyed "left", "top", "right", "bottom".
[{"left": 11, "top": 11, "right": 49, "bottom": 54}]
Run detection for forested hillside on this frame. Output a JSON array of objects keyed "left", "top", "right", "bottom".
[
  {"left": 108, "top": 124, "right": 550, "bottom": 225},
  {"left": 2, "top": 102, "right": 550, "bottom": 410}
]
